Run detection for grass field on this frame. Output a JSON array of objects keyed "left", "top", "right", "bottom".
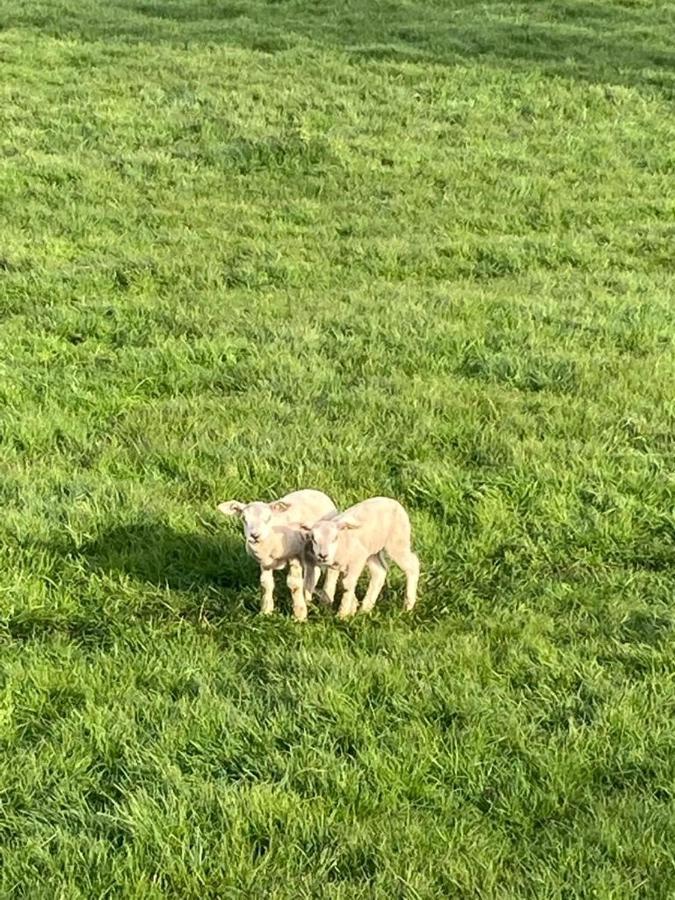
[{"left": 1, "top": 0, "right": 675, "bottom": 894}]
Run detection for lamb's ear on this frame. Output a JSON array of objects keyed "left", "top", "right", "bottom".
[
  {"left": 298, "top": 523, "right": 313, "bottom": 540},
  {"left": 270, "top": 499, "right": 291, "bottom": 513},
  {"left": 217, "top": 500, "right": 245, "bottom": 516},
  {"left": 338, "top": 515, "right": 360, "bottom": 530}
]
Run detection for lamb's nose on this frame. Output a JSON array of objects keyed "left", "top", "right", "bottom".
[{"left": 250, "top": 532, "right": 260, "bottom": 542}]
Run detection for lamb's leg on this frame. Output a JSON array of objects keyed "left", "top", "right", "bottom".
[
  {"left": 337, "top": 558, "right": 365, "bottom": 619},
  {"left": 388, "top": 544, "right": 420, "bottom": 611},
  {"left": 260, "top": 567, "right": 275, "bottom": 615},
  {"left": 303, "top": 562, "right": 319, "bottom": 605},
  {"left": 319, "top": 567, "right": 340, "bottom": 607},
  {"left": 287, "top": 558, "right": 308, "bottom": 622},
  {"left": 306, "top": 565, "right": 339, "bottom": 608},
  {"left": 403, "top": 552, "right": 420, "bottom": 611},
  {"left": 360, "top": 552, "right": 388, "bottom": 614},
  {"left": 304, "top": 563, "right": 336, "bottom": 608},
  {"left": 310, "top": 566, "right": 330, "bottom": 606}
]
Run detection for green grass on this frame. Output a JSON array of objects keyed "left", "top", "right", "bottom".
[{"left": 1, "top": 0, "right": 674, "bottom": 894}]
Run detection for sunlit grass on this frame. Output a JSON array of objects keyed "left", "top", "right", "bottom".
[{"left": 0, "top": 0, "right": 674, "bottom": 894}]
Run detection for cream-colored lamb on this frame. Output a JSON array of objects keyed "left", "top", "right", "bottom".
[
  {"left": 302, "top": 497, "right": 419, "bottom": 618},
  {"left": 217, "top": 489, "right": 339, "bottom": 621}
]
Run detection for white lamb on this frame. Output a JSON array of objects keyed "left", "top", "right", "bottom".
[
  {"left": 302, "top": 497, "right": 419, "bottom": 618},
  {"left": 217, "top": 489, "right": 340, "bottom": 621}
]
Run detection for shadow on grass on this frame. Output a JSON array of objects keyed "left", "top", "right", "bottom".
[
  {"left": 1, "top": 520, "right": 255, "bottom": 645},
  {"left": 76, "top": 519, "right": 252, "bottom": 594},
  {"left": 2, "top": 610, "right": 122, "bottom": 648},
  {"left": 6, "top": 0, "right": 674, "bottom": 98}
]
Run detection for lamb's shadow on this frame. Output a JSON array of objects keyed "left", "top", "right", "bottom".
[
  {"left": 77, "top": 519, "right": 253, "bottom": 595},
  {"left": 2, "top": 519, "right": 257, "bottom": 647}
]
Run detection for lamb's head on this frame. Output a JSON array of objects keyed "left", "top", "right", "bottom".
[
  {"left": 303, "top": 514, "right": 359, "bottom": 566},
  {"left": 217, "top": 498, "right": 292, "bottom": 545}
]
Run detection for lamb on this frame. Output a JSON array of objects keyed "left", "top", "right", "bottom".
[
  {"left": 217, "top": 489, "right": 340, "bottom": 622},
  {"left": 302, "top": 497, "right": 419, "bottom": 618}
]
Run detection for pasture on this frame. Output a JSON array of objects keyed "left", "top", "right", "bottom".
[{"left": 0, "top": 0, "right": 674, "bottom": 894}]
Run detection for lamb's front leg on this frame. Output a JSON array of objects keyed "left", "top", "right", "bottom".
[
  {"left": 303, "top": 561, "right": 319, "bottom": 606},
  {"left": 304, "top": 563, "right": 335, "bottom": 608},
  {"left": 337, "top": 557, "right": 366, "bottom": 619},
  {"left": 287, "top": 558, "right": 308, "bottom": 622},
  {"left": 360, "top": 552, "right": 388, "bottom": 614},
  {"left": 319, "top": 567, "right": 340, "bottom": 607},
  {"left": 260, "top": 567, "right": 275, "bottom": 615}
]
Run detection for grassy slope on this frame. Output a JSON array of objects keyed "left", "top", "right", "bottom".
[{"left": 1, "top": 0, "right": 674, "bottom": 895}]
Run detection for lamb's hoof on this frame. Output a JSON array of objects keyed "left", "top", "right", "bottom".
[
  {"left": 337, "top": 607, "right": 357, "bottom": 620},
  {"left": 317, "top": 590, "right": 333, "bottom": 607}
]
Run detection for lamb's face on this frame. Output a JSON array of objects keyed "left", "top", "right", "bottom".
[
  {"left": 217, "top": 499, "right": 276, "bottom": 544},
  {"left": 308, "top": 520, "right": 341, "bottom": 566},
  {"left": 241, "top": 502, "right": 274, "bottom": 544}
]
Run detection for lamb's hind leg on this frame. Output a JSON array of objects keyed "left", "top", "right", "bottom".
[
  {"left": 403, "top": 552, "right": 420, "bottom": 611},
  {"left": 388, "top": 542, "right": 420, "bottom": 611},
  {"left": 359, "top": 552, "right": 388, "bottom": 614}
]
